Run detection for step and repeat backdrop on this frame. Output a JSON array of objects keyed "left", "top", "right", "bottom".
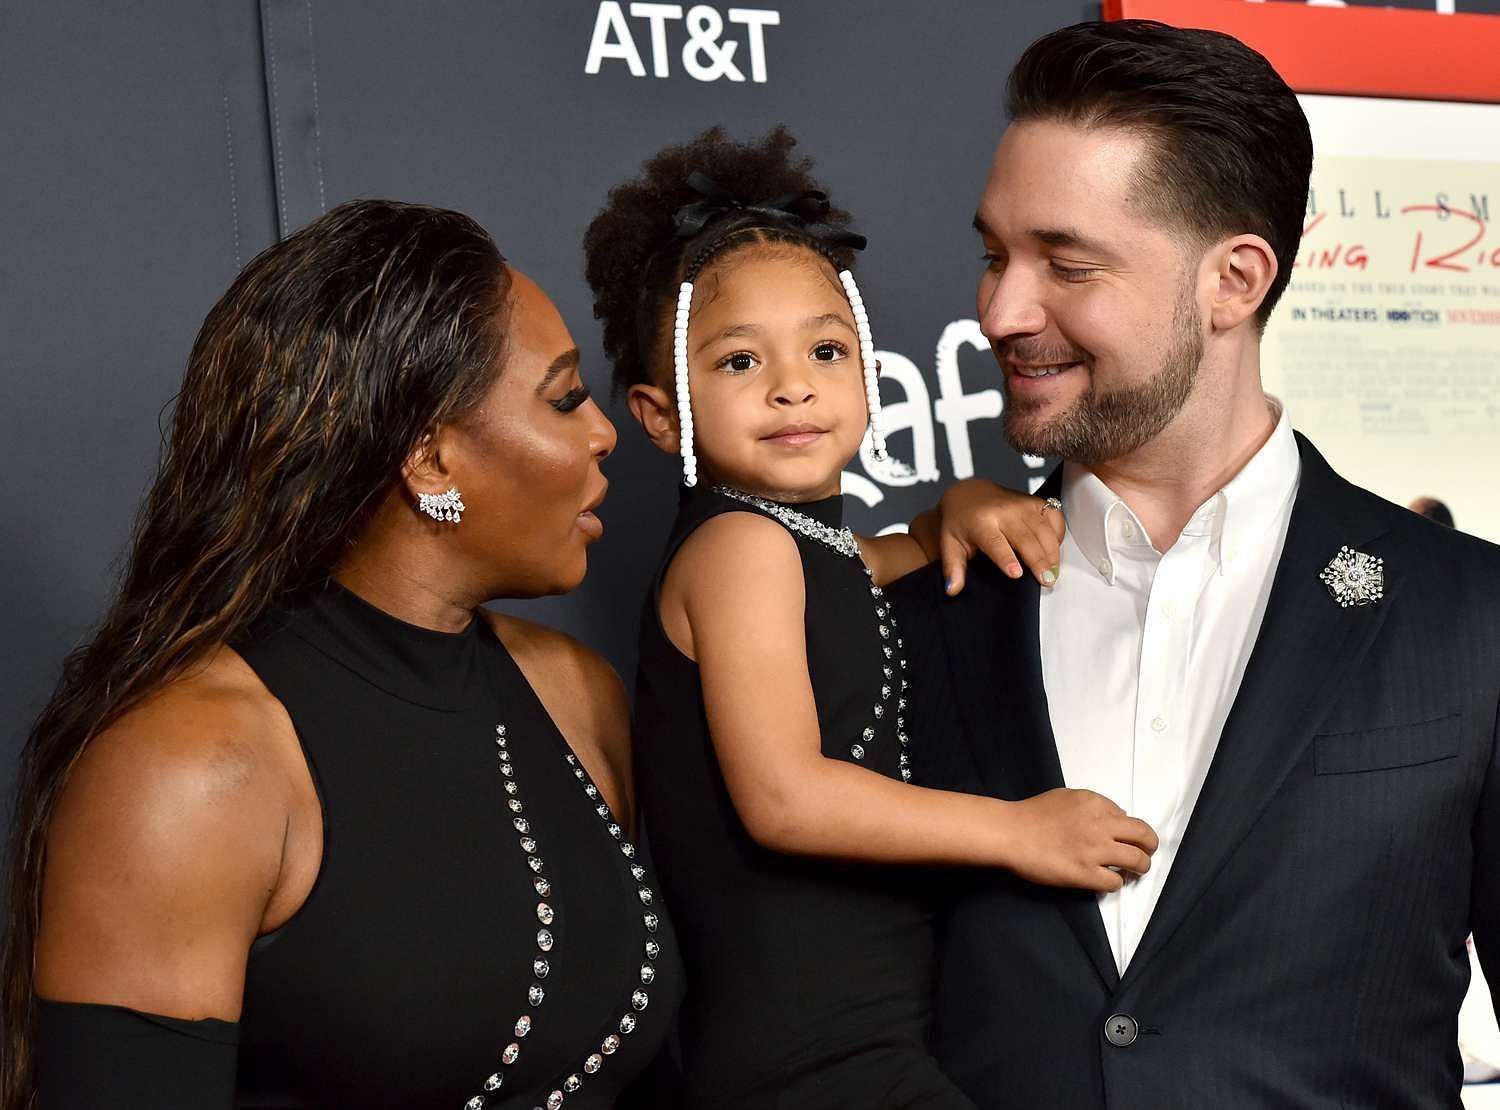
[{"left": 3, "top": 1, "right": 1498, "bottom": 1023}]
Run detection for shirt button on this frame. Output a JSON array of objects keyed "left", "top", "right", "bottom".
[
  {"left": 1121, "top": 521, "right": 1136, "bottom": 540},
  {"left": 1104, "top": 1013, "right": 1139, "bottom": 1047},
  {"left": 1160, "top": 601, "right": 1177, "bottom": 618},
  {"left": 1151, "top": 717, "right": 1167, "bottom": 733},
  {"left": 1098, "top": 559, "right": 1113, "bottom": 578}
]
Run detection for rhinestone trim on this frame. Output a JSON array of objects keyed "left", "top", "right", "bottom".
[
  {"left": 462, "top": 725, "right": 669, "bottom": 1108},
  {"left": 711, "top": 487, "right": 913, "bottom": 780},
  {"left": 713, "top": 486, "right": 862, "bottom": 558}
]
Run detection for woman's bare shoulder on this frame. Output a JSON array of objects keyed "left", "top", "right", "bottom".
[
  {"left": 483, "top": 611, "right": 632, "bottom": 820},
  {"left": 36, "top": 646, "right": 302, "bottom": 1019}
]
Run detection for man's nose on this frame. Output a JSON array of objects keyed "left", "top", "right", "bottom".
[{"left": 978, "top": 266, "right": 1047, "bottom": 343}]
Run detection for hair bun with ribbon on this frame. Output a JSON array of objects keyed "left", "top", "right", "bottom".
[{"left": 671, "top": 170, "right": 867, "bottom": 252}]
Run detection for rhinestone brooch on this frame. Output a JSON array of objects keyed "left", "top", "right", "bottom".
[{"left": 1320, "top": 545, "right": 1385, "bottom": 608}]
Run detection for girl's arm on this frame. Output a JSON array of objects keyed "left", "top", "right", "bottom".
[
  {"left": 660, "top": 511, "right": 1155, "bottom": 890},
  {"left": 857, "top": 479, "right": 1066, "bottom": 591}
]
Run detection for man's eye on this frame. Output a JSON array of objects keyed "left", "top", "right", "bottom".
[{"left": 1052, "top": 263, "right": 1100, "bottom": 282}]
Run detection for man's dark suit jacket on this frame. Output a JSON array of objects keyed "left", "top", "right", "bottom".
[{"left": 888, "top": 434, "right": 1500, "bottom": 1109}]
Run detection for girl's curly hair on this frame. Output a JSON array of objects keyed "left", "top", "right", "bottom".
[{"left": 583, "top": 126, "right": 858, "bottom": 394}]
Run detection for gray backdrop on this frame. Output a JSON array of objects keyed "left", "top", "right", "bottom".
[{"left": 5, "top": 0, "right": 1498, "bottom": 914}]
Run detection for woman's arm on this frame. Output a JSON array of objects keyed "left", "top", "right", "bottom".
[
  {"left": 36, "top": 647, "right": 306, "bottom": 1022},
  {"left": 663, "top": 512, "right": 1155, "bottom": 890},
  {"left": 857, "top": 480, "right": 1065, "bottom": 591}
]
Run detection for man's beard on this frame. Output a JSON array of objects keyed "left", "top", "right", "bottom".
[{"left": 1000, "top": 282, "right": 1204, "bottom": 467}]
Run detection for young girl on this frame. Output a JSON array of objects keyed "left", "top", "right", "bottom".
[{"left": 584, "top": 128, "right": 1157, "bottom": 1109}]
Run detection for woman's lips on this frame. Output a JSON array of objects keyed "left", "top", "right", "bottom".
[{"left": 578, "top": 484, "right": 607, "bottom": 539}]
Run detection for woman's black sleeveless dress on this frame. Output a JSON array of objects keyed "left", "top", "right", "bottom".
[
  {"left": 633, "top": 487, "right": 975, "bottom": 1110},
  {"left": 11, "top": 580, "right": 683, "bottom": 1109},
  {"left": 226, "top": 583, "right": 683, "bottom": 1108}
]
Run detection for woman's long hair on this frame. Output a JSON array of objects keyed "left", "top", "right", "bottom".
[{"left": 1, "top": 199, "right": 513, "bottom": 1105}]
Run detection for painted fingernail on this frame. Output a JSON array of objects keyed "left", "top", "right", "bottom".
[
  {"left": 1041, "top": 568, "right": 1058, "bottom": 586},
  {"left": 944, "top": 577, "right": 955, "bottom": 594},
  {"left": 1008, "top": 563, "right": 1023, "bottom": 578}
]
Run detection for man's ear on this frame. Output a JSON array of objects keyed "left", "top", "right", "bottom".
[
  {"left": 1208, "top": 234, "right": 1277, "bottom": 332},
  {"left": 627, "top": 382, "right": 681, "bottom": 455},
  {"left": 400, "top": 428, "right": 458, "bottom": 501}
]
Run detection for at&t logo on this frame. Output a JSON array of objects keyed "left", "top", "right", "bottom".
[{"left": 585, "top": 3, "right": 781, "bottom": 83}]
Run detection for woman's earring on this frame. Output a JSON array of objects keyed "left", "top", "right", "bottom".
[
  {"left": 837, "top": 270, "right": 888, "bottom": 462},
  {"left": 419, "top": 487, "right": 465, "bottom": 523},
  {"left": 673, "top": 281, "right": 698, "bottom": 488}
]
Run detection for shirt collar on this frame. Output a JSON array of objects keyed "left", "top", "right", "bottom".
[{"left": 1060, "top": 399, "right": 1300, "bottom": 586}]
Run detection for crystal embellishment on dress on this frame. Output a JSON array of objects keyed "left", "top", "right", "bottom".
[
  {"left": 1320, "top": 545, "right": 1385, "bottom": 608},
  {"left": 712, "top": 486, "right": 862, "bottom": 557},
  {"left": 464, "top": 719, "right": 672, "bottom": 1109},
  {"left": 709, "top": 487, "right": 913, "bottom": 778}
]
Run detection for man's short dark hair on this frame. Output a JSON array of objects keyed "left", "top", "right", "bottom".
[{"left": 1007, "top": 19, "right": 1313, "bottom": 329}]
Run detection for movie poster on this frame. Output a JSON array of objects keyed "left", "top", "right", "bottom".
[{"left": 1263, "top": 94, "right": 1500, "bottom": 542}]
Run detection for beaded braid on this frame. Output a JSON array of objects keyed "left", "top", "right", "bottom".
[{"left": 671, "top": 232, "right": 887, "bottom": 486}]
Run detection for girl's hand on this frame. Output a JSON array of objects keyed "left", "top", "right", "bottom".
[
  {"left": 934, "top": 479, "right": 1065, "bottom": 595},
  {"left": 1000, "top": 788, "right": 1158, "bottom": 892}
]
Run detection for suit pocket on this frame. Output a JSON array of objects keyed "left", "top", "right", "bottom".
[{"left": 1313, "top": 713, "right": 1462, "bottom": 775}]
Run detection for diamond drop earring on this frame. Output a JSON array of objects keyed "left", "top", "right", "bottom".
[{"left": 418, "top": 487, "right": 465, "bottom": 523}]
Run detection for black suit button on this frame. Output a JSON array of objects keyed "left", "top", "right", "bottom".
[{"left": 1104, "top": 1013, "right": 1138, "bottom": 1047}]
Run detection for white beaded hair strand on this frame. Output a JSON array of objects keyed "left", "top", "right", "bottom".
[
  {"left": 837, "top": 270, "right": 888, "bottom": 461},
  {"left": 673, "top": 281, "right": 698, "bottom": 488}
]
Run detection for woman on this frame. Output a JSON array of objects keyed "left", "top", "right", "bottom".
[{"left": 2, "top": 199, "right": 682, "bottom": 1108}]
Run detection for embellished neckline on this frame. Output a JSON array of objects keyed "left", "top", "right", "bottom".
[
  {"left": 259, "top": 580, "right": 490, "bottom": 712},
  {"left": 709, "top": 486, "right": 856, "bottom": 556}
]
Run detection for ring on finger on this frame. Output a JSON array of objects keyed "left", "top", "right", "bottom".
[{"left": 1041, "top": 496, "right": 1063, "bottom": 514}]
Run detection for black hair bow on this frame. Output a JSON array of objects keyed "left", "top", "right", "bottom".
[{"left": 671, "top": 171, "right": 867, "bottom": 251}]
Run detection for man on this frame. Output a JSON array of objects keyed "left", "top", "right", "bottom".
[{"left": 892, "top": 19, "right": 1500, "bottom": 1109}]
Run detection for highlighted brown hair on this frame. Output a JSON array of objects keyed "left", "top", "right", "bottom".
[{"left": 2, "top": 199, "right": 512, "bottom": 1106}]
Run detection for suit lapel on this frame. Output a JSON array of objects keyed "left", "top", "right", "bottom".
[
  {"left": 1121, "top": 436, "right": 1399, "bottom": 988},
  {"left": 940, "top": 473, "right": 1121, "bottom": 991}
]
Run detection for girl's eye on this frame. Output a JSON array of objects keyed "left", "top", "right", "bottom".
[
  {"left": 811, "top": 341, "right": 847, "bottom": 363},
  {"left": 550, "top": 386, "right": 591, "bottom": 413},
  {"left": 717, "top": 351, "right": 758, "bottom": 375}
]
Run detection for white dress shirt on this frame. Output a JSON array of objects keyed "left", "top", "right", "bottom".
[{"left": 1038, "top": 401, "right": 1301, "bottom": 974}]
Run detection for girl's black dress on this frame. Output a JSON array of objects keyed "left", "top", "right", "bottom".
[
  {"left": 36, "top": 582, "right": 682, "bottom": 1109},
  {"left": 633, "top": 487, "right": 975, "bottom": 1110}
]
